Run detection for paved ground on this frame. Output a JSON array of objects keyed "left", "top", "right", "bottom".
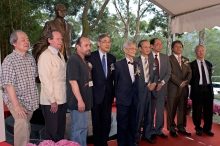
[{"left": 214, "top": 99, "right": 220, "bottom": 105}]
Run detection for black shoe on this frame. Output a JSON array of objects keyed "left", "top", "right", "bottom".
[
  {"left": 203, "top": 130, "right": 214, "bottom": 136},
  {"left": 177, "top": 130, "right": 191, "bottom": 136},
  {"left": 157, "top": 133, "right": 168, "bottom": 138},
  {"left": 134, "top": 142, "right": 139, "bottom": 146},
  {"left": 141, "top": 137, "right": 156, "bottom": 144},
  {"left": 170, "top": 131, "right": 178, "bottom": 137},
  {"left": 196, "top": 130, "right": 203, "bottom": 136},
  {"left": 151, "top": 134, "right": 157, "bottom": 140}
]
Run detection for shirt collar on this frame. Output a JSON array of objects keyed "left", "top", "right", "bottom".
[
  {"left": 126, "top": 57, "right": 133, "bottom": 63},
  {"left": 197, "top": 59, "right": 205, "bottom": 63},
  {"left": 49, "top": 45, "right": 59, "bottom": 54},
  {"left": 98, "top": 49, "right": 106, "bottom": 58},
  {"left": 141, "top": 55, "right": 147, "bottom": 60},
  {"left": 152, "top": 51, "right": 160, "bottom": 57},
  {"left": 13, "top": 50, "right": 28, "bottom": 58},
  {"left": 173, "top": 53, "right": 181, "bottom": 60}
]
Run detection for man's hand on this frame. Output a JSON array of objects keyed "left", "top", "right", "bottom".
[
  {"left": 180, "top": 80, "right": 188, "bottom": 88},
  {"left": 14, "top": 105, "right": 28, "bottom": 119},
  {"left": 148, "top": 82, "right": 156, "bottom": 91},
  {"left": 156, "top": 82, "right": 163, "bottom": 91},
  {"left": 50, "top": 102, "right": 58, "bottom": 113},
  {"left": 78, "top": 100, "right": 85, "bottom": 112}
]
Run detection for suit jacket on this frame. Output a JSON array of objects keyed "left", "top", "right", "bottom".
[
  {"left": 189, "top": 60, "right": 214, "bottom": 100},
  {"left": 168, "top": 55, "right": 192, "bottom": 98},
  {"left": 148, "top": 52, "right": 171, "bottom": 98},
  {"left": 134, "top": 56, "right": 158, "bottom": 101},
  {"left": 114, "top": 58, "right": 139, "bottom": 106},
  {"left": 38, "top": 47, "right": 66, "bottom": 105},
  {"left": 86, "top": 50, "right": 116, "bottom": 104}
]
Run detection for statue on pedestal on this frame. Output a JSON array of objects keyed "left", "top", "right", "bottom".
[{"left": 32, "top": 3, "right": 72, "bottom": 62}]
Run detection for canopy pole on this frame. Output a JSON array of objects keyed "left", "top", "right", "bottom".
[{"left": 166, "top": 15, "right": 172, "bottom": 55}]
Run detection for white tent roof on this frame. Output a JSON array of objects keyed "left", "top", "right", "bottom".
[{"left": 150, "top": 0, "right": 220, "bottom": 34}]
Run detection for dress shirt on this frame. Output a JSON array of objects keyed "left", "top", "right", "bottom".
[
  {"left": 173, "top": 53, "right": 181, "bottom": 63},
  {"left": 152, "top": 52, "right": 165, "bottom": 84},
  {"left": 50, "top": 45, "right": 59, "bottom": 54},
  {"left": 99, "top": 50, "right": 107, "bottom": 77},
  {"left": 196, "top": 59, "right": 210, "bottom": 85},
  {"left": 126, "top": 58, "right": 135, "bottom": 83}
]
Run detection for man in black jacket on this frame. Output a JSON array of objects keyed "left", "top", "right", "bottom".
[{"left": 190, "top": 45, "right": 214, "bottom": 136}]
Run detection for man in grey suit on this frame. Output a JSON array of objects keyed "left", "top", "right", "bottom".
[
  {"left": 134, "top": 40, "right": 158, "bottom": 145},
  {"left": 166, "top": 40, "right": 192, "bottom": 137},
  {"left": 149, "top": 38, "right": 171, "bottom": 139}
]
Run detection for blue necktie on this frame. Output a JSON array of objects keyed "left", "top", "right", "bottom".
[
  {"left": 102, "top": 55, "right": 106, "bottom": 78},
  {"left": 201, "top": 61, "right": 207, "bottom": 86}
]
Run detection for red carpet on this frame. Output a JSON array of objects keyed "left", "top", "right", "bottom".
[
  {"left": 88, "top": 107, "right": 220, "bottom": 146},
  {"left": 0, "top": 142, "right": 12, "bottom": 146},
  {"left": 3, "top": 105, "right": 220, "bottom": 146}
]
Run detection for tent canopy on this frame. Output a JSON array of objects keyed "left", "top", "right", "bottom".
[{"left": 150, "top": 0, "right": 220, "bottom": 34}]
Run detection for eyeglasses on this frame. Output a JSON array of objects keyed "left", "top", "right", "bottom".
[
  {"left": 128, "top": 47, "right": 137, "bottom": 51},
  {"left": 99, "top": 41, "right": 111, "bottom": 44}
]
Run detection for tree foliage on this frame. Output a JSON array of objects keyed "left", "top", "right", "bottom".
[{"left": 113, "top": 0, "right": 155, "bottom": 42}]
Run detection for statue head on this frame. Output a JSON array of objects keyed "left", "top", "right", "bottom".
[{"left": 54, "top": 3, "right": 66, "bottom": 18}]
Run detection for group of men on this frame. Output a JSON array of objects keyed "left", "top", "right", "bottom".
[{"left": 0, "top": 29, "right": 215, "bottom": 146}]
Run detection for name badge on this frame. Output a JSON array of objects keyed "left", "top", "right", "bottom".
[{"left": 89, "top": 81, "right": 93, "bottom": 87}]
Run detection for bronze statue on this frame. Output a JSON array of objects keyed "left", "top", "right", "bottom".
[{"left": 32, "top": 3, "right": 72, "bottom": 62}]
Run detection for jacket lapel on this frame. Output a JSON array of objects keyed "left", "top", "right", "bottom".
[{"left": 122, "top": 59, "right": 132, "bottom": 83}]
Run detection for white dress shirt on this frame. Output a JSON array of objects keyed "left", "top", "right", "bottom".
[
  {"left": 126, "top": 58, "right": 135, "bottom": 83},
  {"left": 196, "top": 59, "right": 210, "bottom": 85},
  {"left": 99, "top": 50, "right": 107, "bottom": 77}
]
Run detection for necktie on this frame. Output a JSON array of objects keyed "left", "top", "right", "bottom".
[
  {"left": 145, "top": 58, "right": 150, "bottom": 82},
  {"left": 201, "top": 62, "right": 207, "bottom": 86},
  {"left": 178, "top": 56, "right": 182, "bottom": 67},
  {"left": 102, "top": 55, "right": 107, "bottom": 78},
  {"left": 58, "top": 52, "right": 61, "bottom": 59},
  {"left": 155, "top": 54, "right": 160, "bottom": 79}
]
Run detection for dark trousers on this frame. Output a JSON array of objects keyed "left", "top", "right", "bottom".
[
  {"left": 41, "top": 104, "right": 66, "bottom": 142},
  {"left": 117, "top": 98, "right": 137, "bottom": 146},
  {"left": 92, "top": 95, "right": 112, "bottom": 146},
  {"left": 192, "top": 85, "right": 213, "bottom": 131}
]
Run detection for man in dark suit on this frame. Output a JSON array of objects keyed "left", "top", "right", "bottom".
[
  {"left": 190, "top": 45, "right": 214, "bottom": 136},
  {"left": 149, "top": 38, "right": 171, "bottom": 139},
  {"left": 114, "top": 41, "right": 138, "bottom": 146},
  {"left": 166, "top": 40, "right": 192, "bottom": 137},
  {"left": 134, "top": 40, "right": 158, "bottom": 145},
  {"left": 86, "top": 34, "right": 116, "bottom": 146}
]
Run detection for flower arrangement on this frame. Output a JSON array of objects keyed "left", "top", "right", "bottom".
[
  {"left": 87, "top": 61, "right": 93, "bottom": 70},
  {"left": 134, "top": 64, "right": 140, "bottom": 76},
  {"left": 110, "top": 63, "right": 115, "bottom": 72},
  {"left": 213, "top": 104, "right": 220, "bottom": 115},
  {"left": 26, "top": 140, "right": 80, "bottom": 146},
  {"left": 187, "top": 98, "right": 192, "bottom": 109},
  {"left": 181, "top": 58, "right": 189, "bottom": 66},
  {"left": 211, "top": 66, "right": 215, "bottom": 74}
]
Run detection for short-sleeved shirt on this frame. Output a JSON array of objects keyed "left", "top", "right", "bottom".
[
  {"left": 66, "top": 53, "right": 93, "bottom": 111},
  {"left": 1, "top": 50, "right": 39, "bottom": 111}
]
